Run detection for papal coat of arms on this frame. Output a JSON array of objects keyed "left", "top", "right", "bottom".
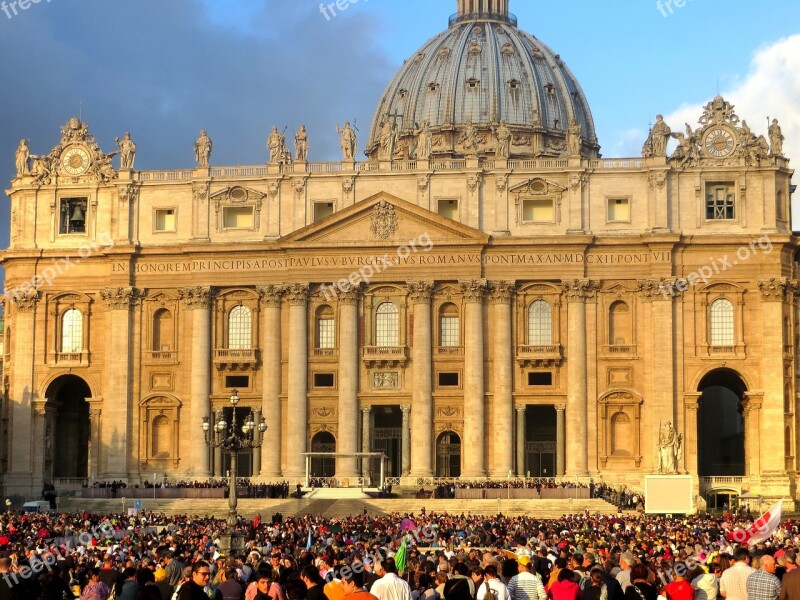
[{"left": 370, "top": 200, "right": 398, "bottom": 239}]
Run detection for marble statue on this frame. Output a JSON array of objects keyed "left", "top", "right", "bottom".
[
  {"left": 15, "top": 139, "right": 30, "bottom": 177},
  {"left": 415, "top": 121, "right": 433, "bottom": 161},
  {"left": 567, "top": 118, "right": 582, "bottom": 158},
  {"left": 651, "top": 115, "right": 671, "bottom": 157},
  {"left": 267, "top": 126, "right": 287, "bottom": 164},
  {"left": 295, "top": 125, "right": 309, "bottom": 161},
  {"left": 769, "top": 119, "right": 784, "bottom": 156},
  {"left": 337, "top": 122, "right": 357, "bottom": 160},
  {"left": 494, "top": 120, "right": 511, "bottom": 159},
  {"left": 195, "top": 130, "right": 212, "bottom": 167},
  {"left": 657, "top": 421, "right": 682, "bottom": 474},
  {"left": 115, "top": 132, "right": 137, "bottom": 170},
  {"left": 460, "top": 119, "right": 478, "bottom": 157}
]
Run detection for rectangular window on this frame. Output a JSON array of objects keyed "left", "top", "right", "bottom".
[
  {"left": 59, "top": 197, "right": 88, "bottom": 234},
  {"left": 440, "top": 316, "right": 460, "bottom": 347},
  {"left": 223, "top": 206, "right": 254, "bottom": 229},
  {"left": 706, "top": 183, "right": 735, "bottom": 220},
  {"left": 528, "top": 372, "right": 553, "bottom": 386},
  {"left": 522, "top": 199, "right": 554, "bottom": 223},
  {"left": 317, "top": 318, "right": 335, "bottom": 349},
  {"left": 314, "top": 202, "right": 335, "bottom": 223},
  {"left": 225, "top": 375, "right": 249, "bottom": 389},
  {"left": 607, "top": 198, "right": 630, "bottom": 222},
  {"left": 438, "top": 372, "right": 460, "bottom": 387},
  {"left": 313, "top": 373, "right": 335, "bottom": 388},
  {"left": 438, "top": 199, "right": 459, "bottom": 220},
  {"left": 154, "top": 208, "right": 176, "bottom": 232}
]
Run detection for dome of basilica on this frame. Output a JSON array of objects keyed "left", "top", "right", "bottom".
[{"left": 366, "top": 0, "right": 599, "bottom": 161}]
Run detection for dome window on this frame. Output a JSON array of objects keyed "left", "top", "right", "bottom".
[
  {"left": 544, "top": 83, "right": 556, "bottom": 95},
  {"left": 508, "top": 79, "right": 521, "bottom": 91},
  {"left": 428, "top": 83, "right": 440, "bottom": 94},
  {"left": 501, "top": 43, "right": 514, "bottom": 56},
  {"left": 398, "top": 89, "right": 408, "bottom": 99},
  {"left": 466, "top": 78, "right": 480, "bottom": 90}
]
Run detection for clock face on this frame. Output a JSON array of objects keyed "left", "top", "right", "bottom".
[
  {"left": 61, "top": 146, "right": 91, "bottom": 176},
  {"left": 704, "top": 128, "right": 736, "bottom": 158}
]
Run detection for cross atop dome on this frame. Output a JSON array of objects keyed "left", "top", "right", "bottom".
[{"left": 453, "top": 0, "right": 515, "bottom": 24}]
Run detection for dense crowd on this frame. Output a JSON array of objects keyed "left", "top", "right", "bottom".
[{"left": 0, "top": 507, "right": 795, "bottom": 600}]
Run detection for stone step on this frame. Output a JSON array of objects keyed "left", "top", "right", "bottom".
[{"left": 58, "top": 497, "right": 621, "bottom": 519}]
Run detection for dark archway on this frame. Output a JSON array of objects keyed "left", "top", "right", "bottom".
[
  {"left": 697, "top": 369, "right": 746, "bottom": 476},
  {"left": 310, "top": 431, "right": 336, "bottom": 478},
  {"left": 524, "top": 406, "right": 556, "bottom": 477},
  {"left": 44, "top": 375, "right": 91, "bottom": 479},
  {"left": 436, "top": 431, "right": 461, "bottom": 477}
]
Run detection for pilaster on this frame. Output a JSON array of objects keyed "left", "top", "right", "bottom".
[
  {"left": 460, "top": 279, "right": 487, "bottom": 478},
  {"left": 337, "top": 285, "right": 362, "bottom": 478},
  {"left": 489, "top": 281, "right": 515, "bottom": 477},
  {"left": 408, "top": 281, "right": 434, "bottom": 477},
  {"left": 284, "top": 283, "right": 309, "bottom": 478},
  {"left": 258, "top": 285, "right": 283, "bottom": 477}
]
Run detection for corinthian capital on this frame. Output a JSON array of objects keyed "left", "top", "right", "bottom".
[
  {"left": 10, "top": 290, "right": 39, "bottom": 312},
  {"left": 101, "top": 287, "right": 140, "bottom": 310},
  {"left": 562, "top": 279, "right": 599, "bottom": 301},
  {"left": 758, "top": 278, "right": 788, "bottom": 302},
  {"left": 258, "top": 285, "right": 284, "bottom": 307},
  {"left": 283, "top": 283, "right": 310, "bottom": 305},
  {"left": 338, "top": 283, "right": 363, "bottom": 306},
  {"left": 459, "top": 279, "right": 487, "bottom": 303},
  {"left": 407, "top": 281, "right": 434, "bottom": 304},
  {"left": 488, "top": 281, "right": 516, "bottom": 304},
  {"left": 178, "top": 286, "right": 215, "bottom": 309}
]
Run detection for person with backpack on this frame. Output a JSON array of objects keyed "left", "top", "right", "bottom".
[{"left": 477, "top": 564, "right": 510, "bottom": 600}]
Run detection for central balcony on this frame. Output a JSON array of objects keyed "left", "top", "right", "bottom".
[
  {"left": 213, "top": 348, "right": 259, "bottom": 369},
  {"left": 516, "top": 344, "right": 563, "bottom": 367},
  {"left": 362, "top": 345, "right": 408, "bottom": 368}
]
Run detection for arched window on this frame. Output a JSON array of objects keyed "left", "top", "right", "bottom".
[
  {"left": 710, "top": 298, "right": 735, "bottom": 346},
  {"left": 375, "top": 302, "right": 399, "bottom": 346},
  {"left": 228, "top": 305, "right": 252, "bottom": 350},
  {"left": 61, "top": 309, "right": 83, "bottom": 353},
  {"left": 608, "top": 301, "right": 631, "bottom": 345},
  {"left": 152, "top": 415, "right": 171, "bottom": 458},
  {"left": 152, "top": 308, "right": 173, "bottom": 352},
  {"left": 316, "top": 305, "right": 335, "bottom": 349},
  {"left": 610, "top": 412, "right": 632, "bottom": 456},
  {"left": 440, "top": 303, "right": 460, "bottom": 347},
  {"left": 528, "top": 300, "right": 552, "bottom": 345}
]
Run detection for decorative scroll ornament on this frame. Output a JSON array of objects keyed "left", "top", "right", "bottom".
[
  {"left": 118, "top": 184, "right": 140, "bottom": 204},
  {"left": 459, "top": 279, "right": 487, "bottom": 302},
  {"left": 101, "top": 287, "right": 140, "bottom": 310},
  {"left": 407, "top": 281, "right": 434, "bottom": 303},
  {"left": 758, "top": 278, "right": 788, "bottom": 301},
  {"left": 178, "top": 286, "right": 215, "bottom": 309},
  {"left": 648, "top": 172, "right": 667, "bottom": 189},
  {"left": 283, "top": 283, "right": 310, "bottom": 305},
  {"left": 258, "top": 285, "right": 284, "bottom": 307},
  {"left": 11, "top": 290, "right": 39, "bottom": 311},
  {"left": 370, "top": 200, "right": 399, "bottom": 239},
  {"left": 489, "top": 281, "right": 516, "bottom": 303},
  {"left": 561, "top": 279, "right": 599, "bottom": 300}
]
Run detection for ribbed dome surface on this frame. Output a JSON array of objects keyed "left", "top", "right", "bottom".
[{"left": 366, "top": 7, "right": 599, "bottom": 160}]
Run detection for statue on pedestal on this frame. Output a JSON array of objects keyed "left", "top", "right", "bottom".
[
  {"left": 195, "top": 130, "right": 212, "bottom": 167},
  {"left": 15, "top": 139, "right": 30, "bottom": 177},
  {"left": 295, "top": 125, "right": 309, "bottom": 161},
  {"left": 769, "top": 119, "right": 784, "bottom": 157},
  {"left": 115, "top": 132, "right": 137, "bottom": 170},
  {"left": 267, "top": 126, "right": 287, "bottom": 164},
  {"left": 650, "top": 115, "right": 671, "bottom": 157},
  {"left": 567, "top": 118, "right": 582, "bottom": 158},
  {"left": 657, "top": 420, "right": 682, "bottom": 474},
  {"left": 337, "top": 122, "right": 357, "bottom": 160},
  {"left": 494, "top": 120, "right": 511, "bottom": 159}
]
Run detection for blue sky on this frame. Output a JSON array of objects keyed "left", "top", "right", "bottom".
[{"left": 0, "top": 0, "right": 799, "bottom": 252}]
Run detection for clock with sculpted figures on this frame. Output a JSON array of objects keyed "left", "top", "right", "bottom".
[
  {"left": 703, "top": 127, "right": 736, "bottom": 159},
  {"left": 61, "top": 145, "right": 92, "bottom": 176}
]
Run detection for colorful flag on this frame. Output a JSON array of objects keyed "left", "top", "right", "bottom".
[
  {"left": 729, "top": 499, "right": 783, "bottom": 545},
  {"left": 306, "top": 528, "right": 313, "bottom": 550},
  {"left": 395, "top": 534, "right": 409, "bottom": 572}
]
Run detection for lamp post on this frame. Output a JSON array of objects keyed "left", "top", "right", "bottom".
[{"left": 202, "top": 389, "right": 267, "bottom": 530}]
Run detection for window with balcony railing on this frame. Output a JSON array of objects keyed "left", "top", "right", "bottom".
[
  {"left": 228, "top": 305, "right": 252, "bottom": 350},
  {"left": 375, "top": 302, "right": 399, "bottom": 346},
  {"left": 61, "top": 309, "right": 83, "bottom": 353},
  {"left": 710, "top": 298, "right": 735, "bottom": 346},
  {"left": 528, "top": 300, "right": 552, "bottom": 345}
]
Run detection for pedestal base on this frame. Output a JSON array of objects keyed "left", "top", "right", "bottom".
[{"left": 217, "top": 532, "right": 247, "bottom": 557}]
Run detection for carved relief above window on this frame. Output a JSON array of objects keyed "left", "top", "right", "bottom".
[{"left": 598, "top": 390, "right": 643, "bottom": 468}]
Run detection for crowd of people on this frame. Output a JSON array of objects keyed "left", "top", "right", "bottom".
[{"left": 0, "top": 507, "right": 795, "bottom": 600}]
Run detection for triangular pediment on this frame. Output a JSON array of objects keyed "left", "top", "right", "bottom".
[{"left": 280, "top": 193, "right": 490, "bottom": 246}]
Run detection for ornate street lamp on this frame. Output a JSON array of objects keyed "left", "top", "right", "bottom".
[{"left": 202, "top": 389, "right": 267, "bottom": 528}]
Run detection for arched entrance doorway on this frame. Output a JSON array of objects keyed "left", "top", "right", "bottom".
[
  {"left": 44, "top": 375, "right": 91, "bottom": 479},
  {"left": 436, "top": 431, "right": 461, "bottom": 477},
  {"left": 310, "top": 431, "right": 336, "bottom": 478},
  {"left": 698, "top": 369, "right": 746, "bottom": 476}
]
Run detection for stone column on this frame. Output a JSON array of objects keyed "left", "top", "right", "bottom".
[
  {"left": 461, "top": 280, "right": 487, "bottom": 478},
  {"left": 563, "top": 279, "right": 596, "bottom": 476},
  {"left": 757, "top": 279, "right": 788, "bottom": 475},
  {"left": 284, "top": 284, "right": 309, "bottom": 478},
  {"left": 179, "top": 286, "right": 214, "bottom": 479},
  {"left": 7, "top": 292, "right": 38, "bottom": 495},
  {"left": 361, "top": 406, "right": 371, "bottom": 477},
  {"left": 743, "top": 392, "right": 764, "bottom": 479},
  {"left": 555, "top": 404, "right": 566, "bottom": 476},
  {"left": 489, "top": 282, "right": 515, "bottom": 477},
  {"left": 337, "top": 286, "right": 362, "bottom": 478},
  {"left": 401, "top": 404, "right": 411, "bottom": 476},
  {"left": 408, "top": 282, "right": 434, "bottom": 477},
  {"left": 683, "top": 393, "right": 701, "bottom": 476},
  {"left": 516, "top": 405, "right": 526, "bottom": 477},
  {"left": 88, "top": 406, "right": 102, "bottom": 479},
  {"left": 258, "top": 285, "right": 283, "bottom": 477},
  {"left": 101, "top": 287, "right": 138, "bottom": 479}
]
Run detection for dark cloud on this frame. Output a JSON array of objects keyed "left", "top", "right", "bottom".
[{"left": 0, "top": 0, "right": 395, "bottom": 249}]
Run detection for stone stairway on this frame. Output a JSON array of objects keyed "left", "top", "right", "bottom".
[{"left": 58, "top": 497, "right": 621, "bottom": 519}]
